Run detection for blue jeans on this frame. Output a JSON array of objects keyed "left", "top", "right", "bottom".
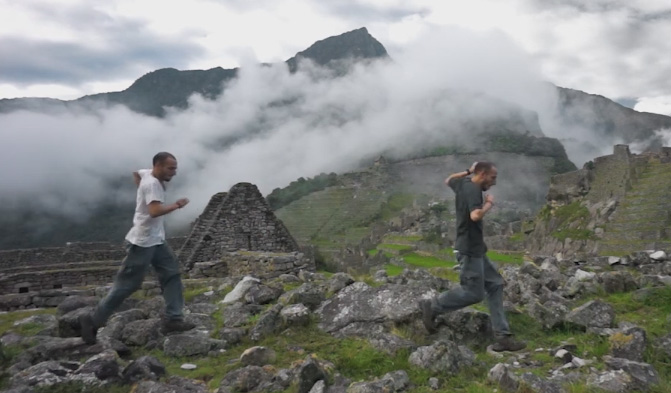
[
  {"left": 92, "top": 243, "right": 185, "bottom": 327},
  {"left": 432, "top": 254, "right": 511, "bottom": 337}
]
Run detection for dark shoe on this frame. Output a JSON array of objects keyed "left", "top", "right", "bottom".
[
  {"left": 491, "top": 336, "right": 527, "bottom": 352},
  {"left": 419, "top": 300, "right": 437, "bottom": 333},
  {"left": 163, "top": 319, "right": 196, "bottom": 334},
  {"left": 79, "top": 314, "right": 98, "bottom": 345}
]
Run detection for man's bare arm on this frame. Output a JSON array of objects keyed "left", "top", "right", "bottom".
[
  {"left": 444, "top": 162, "right": 478, "bottom": 186},
  {"left": 147, "top": 198, "right": 189, "bottom": 218},
  {"left": 470, "top": 194, "right": 494, "bottom": 222},
  {"left": 133, "top": 172, "right": 141, "bottom": 187},
  {"left": 444, "top": 170, "right": 470, "bottom": 186}
]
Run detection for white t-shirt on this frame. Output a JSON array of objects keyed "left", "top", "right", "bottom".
[{"left": 125, "top": 169, "right": 166, "bottom": 247}]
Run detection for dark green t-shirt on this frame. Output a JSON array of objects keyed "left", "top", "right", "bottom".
[{"left": 448, "top": 177, "right": 487, "bottom": 257}]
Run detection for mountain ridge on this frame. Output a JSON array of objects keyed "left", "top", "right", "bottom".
[
  {"left": 0, "top": 27, "right": 388, "bottom": 117},
  {"left": 0, "top": 27, "right": 667, "bottom": 250}
]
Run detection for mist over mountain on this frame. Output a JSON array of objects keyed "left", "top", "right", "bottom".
[
  {"left": 0, "top": 28, "right": 387, "bottom": 118},
  {"left": 552, "top": 86, "right": 671, "bottom": 160},
  {"left": 0, "top": 26, "right": 668, "bottom": 249}
]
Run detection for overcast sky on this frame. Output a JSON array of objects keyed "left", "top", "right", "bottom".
[{"left": 1, "top": 0, "right": 670, "bottom": 115}]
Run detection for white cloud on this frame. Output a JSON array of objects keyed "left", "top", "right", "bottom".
[
  {"left": 0, "top": 26, "right": 575, "bottom": 230},
  {"left": 634, "top": 96, "right": 671, "bottom": 116},
  {"left": 1, "top": 0, "right": 671, "bottom": 116}
]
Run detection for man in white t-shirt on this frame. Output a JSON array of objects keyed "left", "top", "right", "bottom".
[{"left": 80, "top": 152, "right": 195, "bottom": 344}]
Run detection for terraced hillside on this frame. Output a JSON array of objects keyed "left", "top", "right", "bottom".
[
  {"left": 600, "top": 159, "right": 671, "bottom": 255},
  {"left": 275, "top": 152, "right": 565, "bottom": 262},
  {"left": 275, "top": 181, "right": 387, "bottom": 254}
]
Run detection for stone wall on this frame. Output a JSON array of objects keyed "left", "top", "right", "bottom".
[
  {"left": 526, "top": 145, "right": 671, "bottom": 257},
  {"left": 63, "top": 241, "right": 120, "bottom": 250},
  {"left": 0, "top": 183, "right": 310, "bottom": 293},
  {"left": 189, "top": 251, "right": 313, "bottom": 279},
  {"left": 0, "top": 267, "right": 120, "bottom": 295},
  {"left": 585, "top": 145, "right": 637, "bottom": 202},
  {"left": 176, "top": 192, "right": 228, "bottom": 264},
  {"left": 0, "top": 261, "right": 120, "bottom": 275},
  {"left": 0, "top": 288, "right": 97, "bottom": 311},
  {"left": 180, "top": 183, "right": 300, "bottom": 270},
  {"left": 0, "top": 278, "right": 226, "bottom": 312},
  {"left": 546, "top": 169, "right": 593, "bottom": 204},
  {"left": 0, "top": 237, "right": 188, "bottom": 272},
  {"left": 166, "top": 236, "right": 187, "bottom": 251},
  {"left": 0, "top": 247, "right": 126, "bottom": 270}
]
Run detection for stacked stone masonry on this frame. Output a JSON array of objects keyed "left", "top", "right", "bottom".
[
  {"left": 0, "top": 278, "right": 226, "bottom": 311},
  {"left": 189, "top": 251, "right": 312, "bottom": 279},
  {"left": 528, "top": 145, "right": 671, "bottom": 256},
  {"left": 178, "top": 183, "right": 301, "bottom": 270},
  {"left": 0, "top": 182, "right": 313, "bottom": 310}
]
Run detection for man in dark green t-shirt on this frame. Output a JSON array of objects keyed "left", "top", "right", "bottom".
[{"left": 419, "top": 161, "right": 526, "bottom": 352}]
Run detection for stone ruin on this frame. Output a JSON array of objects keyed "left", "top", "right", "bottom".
[
  {"left": 178, "top": 182, "right": 311, "bottom": 279},
  {"left": 526, "top": 144, "right": 671, "bottom": 257},
  {"left": 0, "top": 182, "right": 314, "bottom": 311}
]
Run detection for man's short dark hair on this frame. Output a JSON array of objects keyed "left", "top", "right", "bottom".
[
  {"left": 153, "top": 152, "right": 176, "bottom": 166},
  {"left": 474, "top": 161, "right": 495, "bottom": 174}
]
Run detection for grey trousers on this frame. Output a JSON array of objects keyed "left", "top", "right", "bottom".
[
  {"left": 432, "top": 254, "right": 511, "bottom": 337},
  {"left": 92, "top": 243, "right": 185, "bottom": 327}
]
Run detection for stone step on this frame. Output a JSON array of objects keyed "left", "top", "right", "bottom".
[
  {"left": 599, "top": 239, "right": 671, "bottom": 253},
  {"left": 0, "top": 260, "right": 122, "bottom": 274},
  {"left": 601, "top": 228, "right": 667, "bottom": 242},
  {"left": 599, "top": 243, "right": 667, "bottom": 256},
  {"left": 610, "top": 212, "right": 670, "bottom": 223},
  {"left": 613, "top": 208, "right": 671, "bottom": 220},
  {"left": 604, "top": 220, "right": 670, "bottom": 232},
  {"left": 626, "top": 188, "right": 671, "bottom": 197},
  {"left": 618, "top": 202, "right": 671, "bottom": 212},
  {"left": 636, "top": 170, "right": 671, "bottom": 179}
]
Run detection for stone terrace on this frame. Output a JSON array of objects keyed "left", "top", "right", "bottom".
[
  {"left": 0, "top": 183, "right": 313, "bottom": 310},
  {"left": 0, "top": 242, "right": 127, "bottom": 295},
  {"left": 599, "top": 148, "right": 671, "bottom": 255}
]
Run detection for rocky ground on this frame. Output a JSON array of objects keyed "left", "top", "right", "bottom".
[{"left": 1, "top": 249, "right": 671, "bottom": 393}]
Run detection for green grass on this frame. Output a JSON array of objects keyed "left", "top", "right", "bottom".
[
  {"left": 539, "top": 201, "right": 594, "bottom": 242},
  {"left": 378, "top": 243, "right": 413, "bottom": 251},
  {"left": 437, "top": 247, "right": 458, "bottom": 261},
  {"left": 0, "top": 308, "right": 57, "bottom": 336},
  {"left": 134, "top": 321, "right": 441, "bottom": 391},
  {"left": 554, "top": 201, "right": 590, "bottom": 222},
  {"left": 2, "top": 268, "right": 670, "bottom": 393},
  {"left": 591, "top": 287, "right": 671, "bottom": 338},
  {"left": 384, "top": 264, "right": 404, "bottom": 276},
  {"left": 426, "top": 267, "right": 460, "bottom": 282},
  {"left": 183, "top": 287, "right": 213, "bottom": 303},
  {"left": 33, "top": 383, "right": 132, "bottom": 393},
  {"left": 402, "top": 253, "right": 455, "bottom": 269},
  {"left": 282, "top": 282, "right": 304, "bottom": 292},
  {"left": 382, "top": 234, "right": 423, "bottom": 242},
  {"left": 379, "top": 193, "right": 417, "bottom": 220},
  {"left": 509, "top": 233, "right": 524, "bottom": 242},
  {"left": 487, "top": 251, "right": 524, "bottom": 265}
]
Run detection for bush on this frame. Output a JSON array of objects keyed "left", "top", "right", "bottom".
[{"left": 267, "top": 172, "right": 340, "bottom": 210}]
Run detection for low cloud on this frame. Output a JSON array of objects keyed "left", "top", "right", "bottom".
[
  {"left": 634, "top": 96, "right": 671, "bottom": 116},
  {"left": 0, "top": 26, "right": 623, "bottom": 232}
]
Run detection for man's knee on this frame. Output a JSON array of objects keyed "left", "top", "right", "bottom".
[
  {"left": 485, "top": 271, "right": 506, "bottom": 292},
  {"left": 464, "top": 287, "right": 486, "bottom": 304},
  {"left": 460, "top": 277, "right": 486, "bottom": 304},
  {"left": 109, "top": 280, "right": 142, "bottom": 299}
]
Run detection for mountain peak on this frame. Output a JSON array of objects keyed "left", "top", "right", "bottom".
[{"left": 286, "top": 27, "right": 388, "bottom": 72}]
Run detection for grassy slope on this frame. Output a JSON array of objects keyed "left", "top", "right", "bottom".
[{"left": 1, "top": 279, "right": 670, "bottom": 393}]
